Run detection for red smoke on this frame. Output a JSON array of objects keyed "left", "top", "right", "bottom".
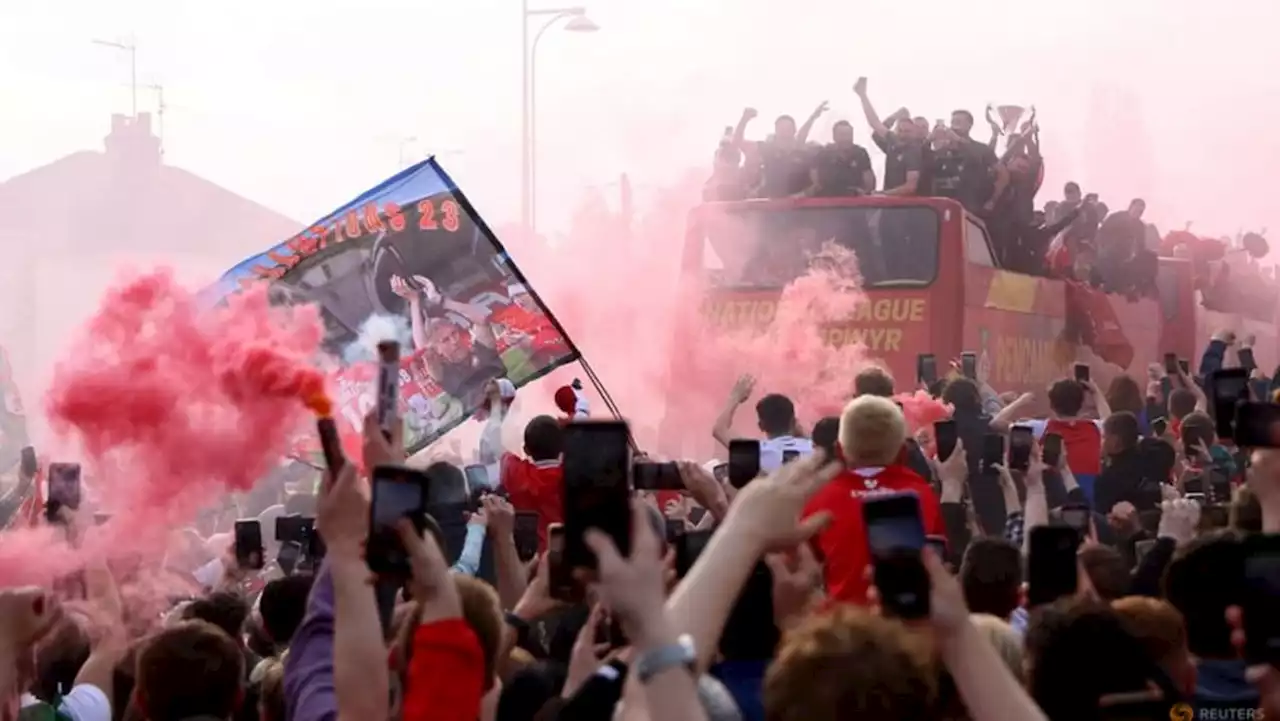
[{"left": 0, "top": 270, "right": 326, "bottom": 586}]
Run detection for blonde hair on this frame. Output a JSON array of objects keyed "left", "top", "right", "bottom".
[
  {"left": 839, "top": 395, "right": 907, "bottom": 467},
  {"left": 969, "top": 613, "right": 1024, "bottom": 680}
]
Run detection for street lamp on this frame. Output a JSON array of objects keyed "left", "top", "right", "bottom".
[
  {"left": 521, "top": 4, "right": 598, "bottom": 237},
  {"left": 92, "top": 38, "right": 138, "bottom": 117}
]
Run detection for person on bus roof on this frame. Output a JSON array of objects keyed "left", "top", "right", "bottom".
[
  {"left": 806, "top": 120, "right": 875, "bottom": 198},
  {"left": 929, "top": 109, "right": 1008, "bottom": 216},
  {"left": 734, "top": 102, "right": 829, "bottom": 199},
  {"left": 853, "top": 77, "right": 929, "bottom": 197}
]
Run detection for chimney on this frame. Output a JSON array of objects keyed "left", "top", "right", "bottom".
[{"left": 104, "top": 112, "right": 161, "bottom": 168}]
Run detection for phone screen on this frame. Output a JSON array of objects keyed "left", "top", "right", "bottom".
[
  {"left": 234, "top": 520, "right": 265, "bottom": 571},
  {"left": 1242, "top": 534, "right": 1280, "bottom": 666},
  {"left": 917, "top": 354, "right": 938, "bottom": 385},
  {"left": 1134, "top": 539, "right": 1157, "bottom": 564},
  {"left": 1009, "top": 426, "right": 1034, "bottom": 472},
  {"left": 46, "top": 463, "right": 82, "bottom": 511},
  {"left": 1151, "top": 417, "right": 1168, "bottom": 437},
  {"left": 981, "top": 434, "right": 1004, "bottom": 469},
  {"left": 1042, "top": 433, "right": 1063, "bottom": 468},
  {"left": 19, "top": 447, "right": 36, "bottom": 479},
  {"left": 1163, "top": 352, "right": 1179, "bottom": 375},
  {"left": 676, "top": 529, "right": 714, "bottom": 578},
  {"left": 925, "top": 535, "right": 948, "bottom": 560},
  {"left": 712, "top": 463, "right": 729, "bottom": 484},
  {"left": 1027, "top": 526, "right": 1079, "bottom": 606},
  {"left": 367, "top": 466, "right": 427, "bottom": 577},
  {"left": 513, "top": 512, "right": 540, "bottom": 563},
  {"left": 463, "top": 464, "right": 491, "bottom": 491},
  {"left": 934, "top": 420, "right": 957, "bottom": 461},
  {"left": 632, "top": 461, "right": 684, "bottom": 491},
  {"left": 1178, "top": 358, "right": 1191, "bottom": 375},
  {"left": 1059, "top": 504, "right": 1091, "bottom": 535},
  {"left": 547, "top": 524, "right": 578, "bottom": 601},
  {"left": 1074, "top": 363, "right": 1090, "bottom": 383},
  {"left": 960, "top": 352, "right": 977, "bottom": 380},
  {"left": 1234, "top": 402, "right": 1280, "bottom": 448},
  {"left": 665, "top": 518, "right": 685, "bottom": 542},
  {"left": 562, "top": 421, "right": 633, "bottom": 569},
  {"left": 863, "top": 492, "right": 929, "bottom": 619},
  {"left": 1209, "top": 369, "right": 1250, "bottom": 439},
  {"left": 728, "top": 439, "right": 761, "bottom": 489},
  {"left": 781, "top": 449, "right": 800, "bottom": 464},
  {"left": 277, "top": 541, "right": 302, "bottom": 575}
]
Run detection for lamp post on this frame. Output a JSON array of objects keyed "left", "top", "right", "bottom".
[
  {"left": 521, "top": 4, "right": 598, "bottom": 237},
  {"left": 92, "top": 38, "right": 138, "bottom": 116}
]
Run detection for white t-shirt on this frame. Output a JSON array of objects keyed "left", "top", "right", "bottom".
[
  {"left": 21, "top": 685, "right": 111, "bottom": 721},
  {"left": 759, "top": 436, "right": 814, "bottom": 473},
  {"left": 1020, "top": 418, "right": 1104, "bottom": 439}
]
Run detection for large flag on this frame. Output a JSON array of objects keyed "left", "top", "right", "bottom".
[{"left": 213, "top": 159, "right": 579, "bottom": 459}]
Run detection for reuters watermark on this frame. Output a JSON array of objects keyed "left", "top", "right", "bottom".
[{"left": 1171, "top": 702, "right": 1266, "bottom": 720}]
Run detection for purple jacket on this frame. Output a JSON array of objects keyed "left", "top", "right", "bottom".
[{"left": 283, "top": 562, "right": 337, "bottom": 721}]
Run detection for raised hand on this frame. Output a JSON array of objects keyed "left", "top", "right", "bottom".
[{"left": 729, "top": 374, "right": 756, "bottom": 404}]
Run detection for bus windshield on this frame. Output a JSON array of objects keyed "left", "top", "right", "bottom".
[{"left": 698, "top": 204, "right": 939, "bottom": 289}]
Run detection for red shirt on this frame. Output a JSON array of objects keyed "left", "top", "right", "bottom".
[
  {"left": 500, "top": 454, "right": 563, "bottom": 549},
  {"left": 491, "top": 305, "right": 561, "bottom": 353},
  {"left": 803, "top": 465, "right": 943, "bottom": 605},
  {"left": 401, "top": 619, "right": 485, "bottom": 721}
]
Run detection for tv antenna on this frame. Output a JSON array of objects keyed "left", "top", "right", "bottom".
[
  {"left": 91, "top": 37, "right": 138, "bottom": 116},
  {"left": 144, "top": 83, "right": 167, "bottom": 156}
]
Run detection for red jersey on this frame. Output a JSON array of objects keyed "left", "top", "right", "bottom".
[
  {"left": 500, "top": 454, "right": 563, "bottom": 549},
  {"left": 803, "top": 465, "right": 943, "bottom": 605},
  {"left": 491, "top": 304, "right": 560, "bottom": 353}
]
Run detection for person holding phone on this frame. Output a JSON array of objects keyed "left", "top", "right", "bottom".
[
  {"left": 995, "top": 377, "right": 1109, "bottom": 507},
  {"left": 711, "top": 375, "right": 812, "bottom": 474},
  {"left": 803, "top": 396, "right": 944, "bottom": 604}
]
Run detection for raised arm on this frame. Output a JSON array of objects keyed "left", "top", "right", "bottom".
[
  {"left": 796, "top": 100, "right": 829, "bottom": 145},
  {"left": 711, "top": 374, "right": 755, "bottom": 449},
  {"left": 853, "top": 77, "right": 892, "bottom": 137},
  {"left": 414, "top": 274, "right": 498, "bottom": 349},
  {"left": 984, "top": 104, "right": 1003, "bottom": 151},
  {"left": 390, "top": 275, "right": 430, "bottom": 352},
  {"left": 732, "top": 107, "right": 757, "bottom": 148}
]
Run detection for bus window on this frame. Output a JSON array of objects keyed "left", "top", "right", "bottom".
[
  {"left": 964, "top": 217, "right": 996, "bottom": 267},
  {"left": 700, "top": 205, "right": 939, "bottom": 289}
]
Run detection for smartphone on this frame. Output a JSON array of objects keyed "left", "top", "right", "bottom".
[
  {"left": 1201, "top": 504, "right": 1229, "bottom": 529},
  {"left": 1208, "top": 468, "right": 1232, "bottom": 504},
  {"left": 1241, "top": 533, "right": 1280, "bottom": 665},
  {"left": 728, "top": 439, "right": 761, "bottom": 489},
  {"left": 513, "top": 511, "right": 539, "bottom": 563},
  {"left": 633, "top": 461, "right": 684, "bottom": 491},
  {"left": 934, "top": 420, "right": 957, "bottom": 462},
  {"left": 234, "top": 519, "right": 265, "bottom": 571},
  {"left": 665, "top": 518, "right": 685, "bottom": 542},
  {"left": 1059, "top": 503, "right": 1091, "bottom": 536},
  {"left": 1042, "top": 432, "right": 1063, "bottom": 468},
  {"left": 1009, "top": 425, "right": 1034, "bottom": 472},
  {"left": 1027, "top": 526, "right": 1080, "bottom": 607},
  {"left": 1239, "top": 347, "right": 1257, "bottom": 372},
  {"left": 1184, "top": 491, "right": 1207, "bottom": 505},
  {"left": 367, "top": 465, "right": 427, "bottom": 577},
  {"left": 917, "top": 354, "right": 938, "bottom": 386},
  {"left": 1234, "top": 402, "right": 1280, "bottom": 448},
  {"left": 1163, "top": 352, "right": 1179, "bottom": 375},
  {"left": 1208, "top": 368, "right": 1250, "bottom": 439},
  {"left": 781, "top": 449, "right": 800, "bottom": 464},
  {"left": 863, "top": 492, "right": 929, "bottom": 619},
  {"left": 547, "top": 523, "right": 579, "bottom": 601},
  {"left": 375, "top": 340, "right": 400, "bottom": 439},
  {"left": 277, "top": 540, "right": 302, "bottom": 576},
  {"left": 1150, "top": 417, "right": 1168, "bottom": 437},
  {"left": 463, "top": 464, "right": 491, "bottom": 491},
  {"left": 711, "top": 463, "right": 728, "bottom": 484},
  {"left": 960, "top": 352, "right": 977, "bottom": 380},
  {"left": 676, "top": 529, "right": 715, "bottom": 578},
  {"left": 981, "top": 433, "right": 1004, "bottom": 470},
  {"left": 1074, "top": 363, "right": 1090, "bottom": 383},
  {"left": 1178, "top": 358, "right": 1191, "bottom": 375},
  {"left": 19, "top": 446, "right": 36, "bottom": 479},
  {"left": 1134, "top": 539, "right": 1157, "bottom": 564},
  {"left": 562, "top": 421, "right": 633, "bottom": 569},
  {"left": 45, "top": 463, "right": 82, "bottom": 522}
]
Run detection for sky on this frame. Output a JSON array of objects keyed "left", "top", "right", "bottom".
[{"left": 2, "top": 0, "right": 1279, "bottom": 240}]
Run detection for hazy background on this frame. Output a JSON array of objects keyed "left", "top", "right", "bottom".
[{"left": 2, "top": 0, "right": 1279, "bottom": 441}]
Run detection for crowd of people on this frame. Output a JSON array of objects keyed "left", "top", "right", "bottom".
[
  {"left": 1, "top": 321, "right": 1279, "bottom": 721},
  {"left": 703, "top": 77, "right": 1276, "bottom": 310}
]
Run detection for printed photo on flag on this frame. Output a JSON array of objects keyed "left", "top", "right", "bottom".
[{"left": 213, "top": 159, "right": 579, "bottom": 457}]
